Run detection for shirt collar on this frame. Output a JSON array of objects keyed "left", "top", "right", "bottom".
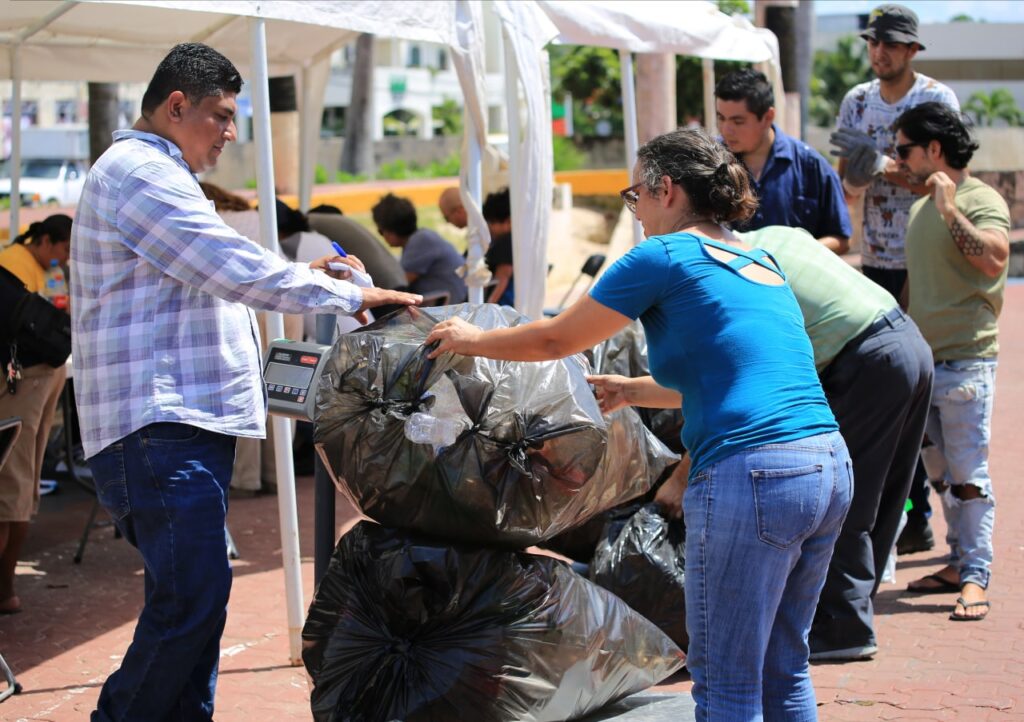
[
  {"left": 112, "top": 129, "right": 189, "bottom": 169},
  {"left": 767, "top": 124, "right": 795, "bottom": 164}
]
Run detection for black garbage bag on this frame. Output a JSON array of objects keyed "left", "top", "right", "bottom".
[
  {"left": 303, "top": 521, "right": 685, "bottom": 722},
  {"left": 589, "top": 504, "right": 688, "bottom": 651},
  {"left": 587, "top": 321, "right": 685, "bottom": 455},
  {"left": 314, "top": 304, "right": 677, "bottom": 547}
]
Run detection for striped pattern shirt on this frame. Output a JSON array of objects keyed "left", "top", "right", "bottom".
[{"left": 71, "top": 129, "right": 362, "bottom": 458}]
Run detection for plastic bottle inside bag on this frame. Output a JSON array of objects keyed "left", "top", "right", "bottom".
[
  {"left": 403, "top": 375, "right": 470, "bottom": 450},
  {"left": 405, "top": 412, "right": 465, "bottom": 448},
  {"left": 43, "top": 259, "right": 69, "bottom": 310}
]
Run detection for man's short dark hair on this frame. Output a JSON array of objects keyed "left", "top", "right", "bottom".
[
  {"left": 482, "top": 188, "right": 511, "bottom": 224},
  {"left": 714, "top": 68, "right": 775, "bottom": 119},
  {"left": 894, "top": 102, "right": 979, "bottom": 170},
  {"left": 309, "top": 204, "right": 344, "bottom": 216},
  {"left": 141, "top": 43, "right": 243, "bottom": 115},
  {"left": 371, "top": 193, "right": 418, "bottom": 237}
]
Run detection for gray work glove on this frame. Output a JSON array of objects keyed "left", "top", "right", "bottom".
[{"left": 829, "top": 128, "right": 889, "bottom": 188}]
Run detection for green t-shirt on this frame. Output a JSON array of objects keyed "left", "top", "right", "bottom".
[
  {"left": 740, "top": 226, "right": 896, "bottom": 371},
  {"left": 905, "top": 176, "right": 1010, "bottom": 361}
]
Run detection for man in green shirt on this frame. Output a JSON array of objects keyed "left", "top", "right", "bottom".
[
  {"left": 740, "top": 226, "right": 934, "bottom": 659},
  {"left": 894, "top": 102, "right": 1010, "bottom": 621}
]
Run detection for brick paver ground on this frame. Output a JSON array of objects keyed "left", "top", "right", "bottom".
[{"left": 2, "top": 285, "right": 1022, "bottom": 721}]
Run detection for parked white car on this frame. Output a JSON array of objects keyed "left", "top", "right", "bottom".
[{"left": 0, "top": 157, "right": 88, "bottom": 208}]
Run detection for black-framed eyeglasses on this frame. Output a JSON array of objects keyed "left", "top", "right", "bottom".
[
  {"left": 895, "top": 142, "right": 925, "bottom": 160},
  {"left": 619, "top": 183, "right": 642, "bottom": 214}
]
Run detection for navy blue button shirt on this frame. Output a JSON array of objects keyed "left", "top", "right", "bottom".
[{"left": 736, "top": 125, "right": 852, "bottom": 240}]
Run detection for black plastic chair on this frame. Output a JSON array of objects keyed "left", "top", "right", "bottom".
[{"left": 544, "top": 253, "right": 607, "bottom": 317}]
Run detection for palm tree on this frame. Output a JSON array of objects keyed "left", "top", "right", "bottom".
[
  {"left": 87, "top": 83, "right": 119, "bottom": 165},
  {"left": 965, "top": 89, "right": 1023, "bottom": 127},
  {"left": 340, "top": 33, "right": 375, "bottom": 176}
]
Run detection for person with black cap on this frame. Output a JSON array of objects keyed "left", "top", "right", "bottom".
[{"left": 829, "top": 3, "right": 959, "bottom": 562}]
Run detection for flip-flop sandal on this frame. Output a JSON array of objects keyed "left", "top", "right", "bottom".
[
  {"left": 906, "top": 573, "right": 959, "bottom": 595},
  {"left": 949, "top": 597, "right": 990, "bottom": 622}
]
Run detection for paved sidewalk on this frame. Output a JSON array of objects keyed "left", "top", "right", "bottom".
[{"left": 2, "top": 286, "right": 1022, "bottom": 721}]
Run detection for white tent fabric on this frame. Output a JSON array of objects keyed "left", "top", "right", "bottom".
[
  {"left": 448, "top": 0, "right": 491, "bottom": 304},
  {"left": 0, "top": 0, "right": 457, "bottom": 81},
  {"left": 492, "top": 1, "right": 558, "bottom": 320},
  {"left": 537, "top": 0, "right": 778, "bottom": 60}
]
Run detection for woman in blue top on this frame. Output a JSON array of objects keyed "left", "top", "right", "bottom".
[{"left": 427, "top": 128, "right": 852, "bottom": 721}]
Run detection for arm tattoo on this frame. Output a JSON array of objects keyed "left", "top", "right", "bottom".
[{"left": 949, "top": 214, "right": 985, "bottom": 257}]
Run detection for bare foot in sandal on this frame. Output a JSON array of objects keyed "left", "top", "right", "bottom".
[
  {"left": 906, "top": 564, "right": 959, "bottom": 594},
  {"left": 950, "top": 582, "right": 989, "bottom": 621}
]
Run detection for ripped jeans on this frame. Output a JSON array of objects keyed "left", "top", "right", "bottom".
[{"left": 924, "top": 358, "right": 997, "bottom": 589}]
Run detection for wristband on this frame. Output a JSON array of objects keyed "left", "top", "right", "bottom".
[{"left": 842, "top": 177, "right": 869, "bottom": 197}]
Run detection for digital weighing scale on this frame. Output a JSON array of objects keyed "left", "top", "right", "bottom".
[{"left": 263, "top": 339, "right": 331, "bottom": 421}]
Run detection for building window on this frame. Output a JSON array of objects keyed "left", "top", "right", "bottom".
[
  {"left": 56, "top": 99, "right": 79, "bottom": 124},
  {"left": 409, "top": 45, "right": 421, "bottom": 68}
]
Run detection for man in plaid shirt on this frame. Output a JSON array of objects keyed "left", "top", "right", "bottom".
[{"left": 71, "top": 43, "right": 420, "bottom": 722}]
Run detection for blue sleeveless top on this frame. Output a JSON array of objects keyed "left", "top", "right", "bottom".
[{"left": 590, "top": 232, "right": 837, "bottom": 473}]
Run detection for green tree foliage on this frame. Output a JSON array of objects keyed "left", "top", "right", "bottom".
[
  {"left": 808, "top": 36, "right": 872, "bottom": 127},
  {"left": 549, "top": 44, "right": 623, "bottom": 138},
  {"left": 552, "top": 136, "right": 586, "bottom": 171},
  {"left": 432, "top": 98, "right": 463, "bottom": 136},
  {"left": 965, "top": 89, "right": 1023, "bottom": 127}
]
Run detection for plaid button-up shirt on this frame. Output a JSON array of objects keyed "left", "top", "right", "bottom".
[{"left": 71, "top": 130, "right": 362, "bottom": 458}]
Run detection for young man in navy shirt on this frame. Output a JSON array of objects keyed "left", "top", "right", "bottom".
[{"left": 716, "top": 68, "right": 852, "bottom": 254}]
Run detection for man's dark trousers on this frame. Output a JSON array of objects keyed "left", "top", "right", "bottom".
[{"left": 811, "top": 308, "right": 934, "bottom": 652}]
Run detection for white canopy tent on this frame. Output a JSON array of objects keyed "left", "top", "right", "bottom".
[
  {"left": 0, "top": 0, "right": 493, "bottom": 664},
  {"left": 534, "top": 0, "right": 782, "bottom": 245}
]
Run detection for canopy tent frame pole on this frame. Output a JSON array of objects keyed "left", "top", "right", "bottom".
[
  {"left": 618, "top": 49, "right": 643, "bottom": 246},
  {"left": 248, "top": 16, "right": 304, "bottom": 667},
  {"left": 465, "top": 132, "right": 484, "bottom": 305},
  {"left": 9, "top": 47, "right": 21, "bottom": 238}
]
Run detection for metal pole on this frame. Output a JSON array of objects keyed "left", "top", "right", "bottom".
[
  {"left": 312, "top": 314, "right": 336, "bottom": 586},
  {"left": 298, "top": 63, "right": 313, "bottom": 212},
  {"left": 466, "top": 130, "right": 484, "bottom": 305},
  {"left": 249, "top": 16, "right": 305, "bottom": 667},
  {"left": 618, "top": 49, "right": 643, "bottom": 246},
  {"left": 10, "top": 47, "right": 23, "bottom": 237}
]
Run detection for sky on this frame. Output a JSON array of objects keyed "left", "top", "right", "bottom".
[{"left": 813, "top": 0, "right": 1024, "bottom": 24}]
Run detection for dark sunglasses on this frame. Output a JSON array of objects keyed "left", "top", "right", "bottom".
[
  {"left": 895, "top": 142, "right": 925, "bottom": 160},
  {"left": 619, "top": 183, "right": 642, "bottom": 214}
]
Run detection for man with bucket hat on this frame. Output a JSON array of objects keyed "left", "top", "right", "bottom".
[{"left": 826, "top": 4, "right": 959, "bottom": 596}]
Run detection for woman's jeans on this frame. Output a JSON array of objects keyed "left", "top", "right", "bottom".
[
  {"left": 925, "top": 358, "right": 997, "bottom": 589},
  {"left": 87, "top": 423, "right": 236, "bottom": 722},
  {"left": 684, "top": 431, "right": 852, "bottom": 722}
]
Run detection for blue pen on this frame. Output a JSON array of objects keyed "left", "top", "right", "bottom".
[{"left": 330, "top": 241, "right": 348, "bottom": 258}]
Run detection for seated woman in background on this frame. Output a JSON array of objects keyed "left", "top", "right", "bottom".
[
  {"left": 0, "top": 214, "right": 72, "bottom": 613},
  {"left": 427, "top": 128, "right": 852, "bottom": 722}
]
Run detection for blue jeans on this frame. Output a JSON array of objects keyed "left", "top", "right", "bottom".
[
  {"left": 684, "top": 431, "right": 852, "bottom": 722},
  {"left": 87, "top": 423, "right": 236, "bottom": 722},
  {"left": 925, "top": 359, "right": 997, "bottom": 589}
]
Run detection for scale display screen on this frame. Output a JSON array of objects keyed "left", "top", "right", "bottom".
[{"left": 265, "top": 362, "right": 315, "bottom": 390}]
